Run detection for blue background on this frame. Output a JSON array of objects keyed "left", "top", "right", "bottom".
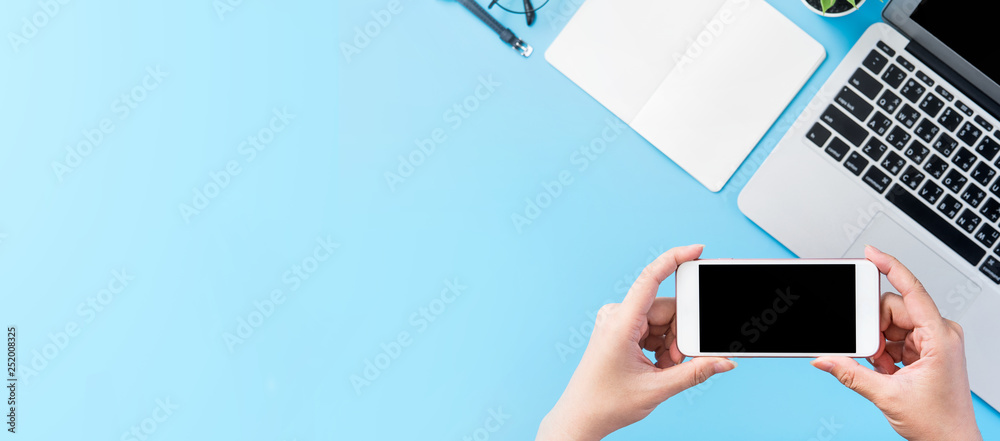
[{"left": 1, "top": 0, "right": 998, "bottom": 439}]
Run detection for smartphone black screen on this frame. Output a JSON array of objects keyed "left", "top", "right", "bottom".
[{"left": 698, "top": 264, "right": 856, "bottom": 353}]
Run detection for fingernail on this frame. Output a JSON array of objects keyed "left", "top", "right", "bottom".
[
  {"left": 811, "top": 360, "right": 834, "bottom": 372},
  {"left": 865, "top": 244, "right": 881, "bottom": 253},
  {"left": 714, "top": 360, "right": 736, "bottom": 373}
]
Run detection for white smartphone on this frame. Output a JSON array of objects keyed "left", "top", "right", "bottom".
[{"left": 675, "top": 259, "right": 881, "bottom": 358}]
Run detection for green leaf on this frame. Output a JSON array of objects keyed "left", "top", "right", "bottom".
[
  {"left": 847, "top": 0, "right": 858, "bottom": 8},
  {"left": 821, "top": 0, "right": 836, "bottom": 13}
]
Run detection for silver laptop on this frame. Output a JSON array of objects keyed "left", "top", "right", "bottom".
[{"left": 740, "top": 0, "right": 1000, "bottom": 409}]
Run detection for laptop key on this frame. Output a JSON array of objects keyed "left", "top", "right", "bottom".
[
  {"left": 877, "top": 90, "right": 902, "bottom": 114},
  {"left": 919, "top": 94, "right": 945, "bottom": 119},
  {"left": 881, "top": 151, "right": 906, "bottom": 176},
  {"left": 849, "top": 69, "right": 883, "bottom": 100},
  {"left": 938, "top": 108, "right": 965, "bottom": 132},
  {"left": 975, "top": 116, "right": 994, "bottom": 132},
  {"left": 886, "top": 184, "right": 986, "bottom": 265},
  {"left": 933, "top": 134, "right": 959, "bottom": 157},
  {"left": 904, "top": 141, "right": 930, "bottom": 165},
  {"left": 951, "top": 148, "right": 977, "bottom": 172},
  {"left": 877, "top": 41, "right": 895, "bottom": 57},
  {"left": 867, "top": 112, "right": 892, "bottom": 136},
  {"left": 882, "top": 65, "right": 907, "bottom": 88},
  {"left": 957, "top": 209, "right": 982, "bottom": 233},
  {"left": 991, "top": 179, "right": 1000, "bottom": 198},
  {"left": 957, "top": 122, "right": 983, "bottom": 146},
  {"left": 956, "top": 100, "right": 974, "bottom": 117},
  {"left": 979, "top": 256, "right": 1000, "bottom": 284},
  {"left": 895, "top": 104, "right": 920, "bottom": 128},
  {"left": 935, "top": 86, "right": 954, "bottom": 102},
  {"left": 938, "top": 195, "right": 962, "bottom": 218},
  {"left": 863, "top": 167, "right": 892, "bottom": 194},
  {"left": 843, "top": 152, "right": 869, "bottom": 176},
  {"left": 826, "top": 137, "right": 851, "bottom": 162},
  {"left": 886, "top": 126, "right": 911, "bottom": 150},
  {"left": 836, "top": 87, "right": 874, "bottom": 121},
  {"left": 863, "top": 50, "right": 888, "bottom": 74},
  {"left": 822, "top": 105, "right": 868, "bottom": 146},
  {"left": 914, "top": 119, "right": 940, "bottom": 144},
  {"left": 971, "top": 162, "right": 996, "bottom": 187},
  {"left": 896, "top": 56, "right": 915, "bottom": 72},
  {"left": 916, "top": 71, "right": 935, "bottom": 87},
  {"left": 976, "top": 137, "right": 1000, "bottom": 161},
  {"left": 943, "top": 169, "right": 968, "bottom": 193},
  {"left": 980, "top": 198, "right": 1000, "bottom": 222},
  {"left": 862, "top": 138, "right": 888, "bottom": 161},
  {"left": 919, "top": 181, "right": 944, "bottom": 204},
  {"left": 900, "top": 79, "right": 926, "bottom": 103},
  {"left": 962, "top": 184, "right": 987, "bottom": 208},
  {"left": 923, "top": 155, "right": 949, "bottom": 179},
  {"left": 806, "top": 123, "right": 831, "bottom": 147},
  {"left": 977, "top": 225, "right": 1000, "bottom": 248},
  {"left": 900, "top": 165, "right": 925, "bottom": 190}
]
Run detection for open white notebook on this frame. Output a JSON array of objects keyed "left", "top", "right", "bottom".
[{"left": 546, "top": 0, "right": 826, "bottom": 192}]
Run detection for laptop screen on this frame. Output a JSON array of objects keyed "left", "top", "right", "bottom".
[{"left": 910, "top": 1, "right": 1000, "bottom": 83}]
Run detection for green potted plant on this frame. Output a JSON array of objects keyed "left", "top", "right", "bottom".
[{"left": 802, "top": 0, "right": 867, "bottom": 17}]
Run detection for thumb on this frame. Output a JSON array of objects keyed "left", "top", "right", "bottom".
[
  {"left": 811, "top": 357, "right": 886, "bottom": 403},
  {"left": 657, "top": 357, "right": 735, "bottom": 399}
]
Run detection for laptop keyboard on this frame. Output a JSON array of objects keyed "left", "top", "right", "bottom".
[{"left": 806, "top": 41, "right": 1000, "bottom": 284}]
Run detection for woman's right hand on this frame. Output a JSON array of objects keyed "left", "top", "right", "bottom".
[{"left": 810, "top": 246, "right": 982, "bottom": 441}]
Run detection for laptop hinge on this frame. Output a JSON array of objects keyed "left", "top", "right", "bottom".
[{"left": 906, "top": 41, "right": 1000, "bottom": 123}]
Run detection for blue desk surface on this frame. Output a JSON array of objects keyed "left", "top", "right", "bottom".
[{"left": 2, "top": 0, "right": 997, "bottom": 439}]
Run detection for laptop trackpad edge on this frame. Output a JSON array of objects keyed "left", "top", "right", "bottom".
[{"left": 841, "top": 212, "right": 980, "bottom": 321}]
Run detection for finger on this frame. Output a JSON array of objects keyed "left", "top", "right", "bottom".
[
  {"left": 654, "top": 347, "right": 676, "bottom": 369},
  {"left": 884, "top": 341, "right": 904, "bottom": 363},
  {"left": 868, "top": 353, "right": 900, "bottom": 375},
  {"left": 669, "top": 339, "right": 685, "bottom": 365},
  {"left": 622, "top": 245, "right": 704, "bottom": 317},
  {"left": 881, "top": 293, "right": 914, "bottom": 341},
  {"left": 866, "top": 246, "right": 942, "bottom": 327},
  {"left": 655, "top": 357, "right": 735, "bottom": 400},
  {"left": 643, "top": 333, "right": 666, "bottom": 353},
  {"left": 811, "top": 356, "right": 887, "bottom": 403},
  {"left": 647, "top": 298, "right": 677, "bottom": 328},
  {"left": 901, "top": 335, "right": 921, "bottom": 366}
]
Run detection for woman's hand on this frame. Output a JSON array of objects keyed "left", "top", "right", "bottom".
[{"left": 536, "top": 245, "right": 736, "bottom": 441}]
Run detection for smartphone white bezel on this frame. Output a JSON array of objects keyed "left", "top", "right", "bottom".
[{"left": 675, "top": 259, "right": 881, "bottom": 358}]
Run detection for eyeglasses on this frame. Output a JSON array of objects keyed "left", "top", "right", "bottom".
[{"left": 487, "top": 0, "right": 551, "bottom": 26}]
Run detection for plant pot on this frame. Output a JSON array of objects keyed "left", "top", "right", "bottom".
[{"left": 802, "top": 0, "right": 866, "bottom": 17}]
